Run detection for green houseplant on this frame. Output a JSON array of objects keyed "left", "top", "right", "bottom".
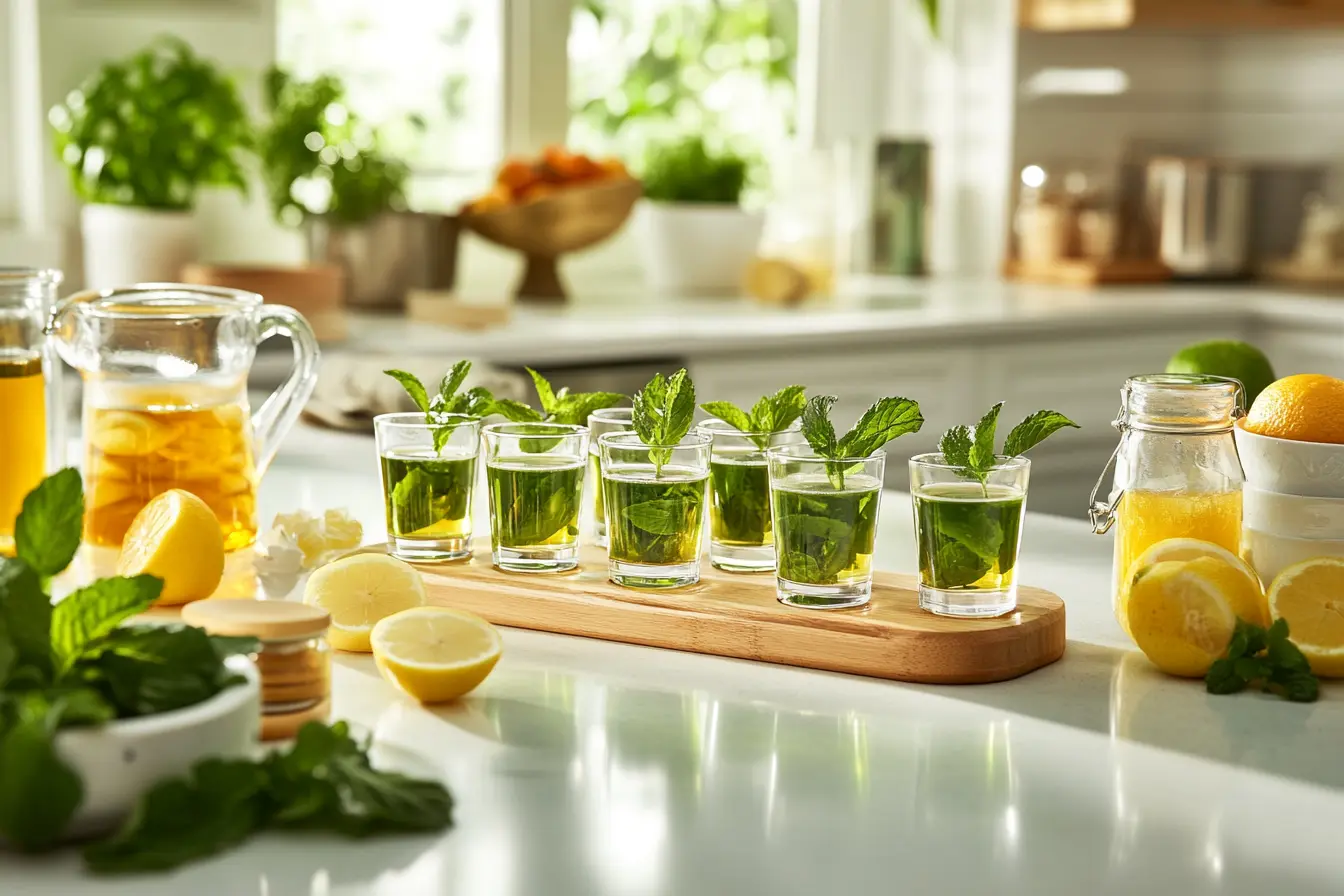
[
  {"left": 48, "top": 36, "right": 251, "bottom": 288},
  {"left": 636, "top": 137, "right": 763, "bottom": 294}
]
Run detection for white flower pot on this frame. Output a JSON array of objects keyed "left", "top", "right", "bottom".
[
  {"left": 635, "top": 200, "right": 764, "bottom": 295},
  {"left": 80, "top": 204, "right": 200, "bottom": 289}
]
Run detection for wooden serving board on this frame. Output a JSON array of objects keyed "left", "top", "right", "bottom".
[{"left": 406, "top": 542, "right": 1066, "bottom": 685}]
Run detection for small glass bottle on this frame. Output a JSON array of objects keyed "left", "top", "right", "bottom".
[
  {"left": 1088, "top": 374, "right": 1245, "bottom": 632},
  {"left": 0, "top": 268, "right": 62, "bottom": 551}
]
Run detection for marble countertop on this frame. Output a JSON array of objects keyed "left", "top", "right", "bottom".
[
  {"left": 13, "top": 427, "right": 1344, "bottom": 894},
  {"left": 323, "top": 279, "right": 1344, "bottom": 366}
]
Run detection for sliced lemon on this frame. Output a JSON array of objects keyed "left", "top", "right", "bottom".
[
  {"left": 116, "top": 489, "right": 226, "bottom": 605},
  {"left": 372, "top": 607, "right": 502, "bottom": 703},
  {"left": 1126, "top": 556, "right": 1238, "bottom": 678},
  {"left": 304, "top": 553, "right": 425, "bottom": 652},
  {"left": 1121, "top": 538, "right": 1267, "bottom": 628},
  {"left": 1267, "top": 556, "right": 1344, "bottom": 678}
]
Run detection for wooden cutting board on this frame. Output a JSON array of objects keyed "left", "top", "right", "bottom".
[{"left": 406, "top": 542, "right": 1066, "bottom": 684}]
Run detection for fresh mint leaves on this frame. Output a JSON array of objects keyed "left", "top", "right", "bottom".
[
  {"left": 84, "top": 721, "right": 454, "bottom": 873},
  {"left": 384, "top": 361, "right": 497, "bottom": 452},
  {"left": 520, "top": 368, "right": 625, "bottom": 427},
  {"left": 939, "top": 403, "right": 1079, "bottom": 489},
  {"left": 800, "top": 394, "right": 924, "bottom": 461},
  {"left": 632, "top": 369, "right": 696, "bottom": 475},
  {"left": 50, "top": 576, "right": 162, "bottom": 673},
  {"left": 1206, "top": 618, "right": 1319, "bottom": 702},
  {"left": 701, "top": 385, "right": 806, "bottom": 449},
  {"left": 15, "top": 467, "right": 84, "bottom": 579}
]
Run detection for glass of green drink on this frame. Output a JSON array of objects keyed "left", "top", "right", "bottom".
[
  {"left": 698, "top": 419, "right": 802, "bottom": 573},
  {"left": 767, "top": 444, "right": 885, "bottom": 609},
  {"left": 483, "top": 422, "right": 589, "bottom": 573},
  {"left": 587, "top": 407, "right": 634, "bottom": 548},
  {"left": 374, "top": 412, "right": 480, "bottom": 563},
  {"left": 909, "top": 453, "right": 1029, "bottom": 618},
  {"left": 600, "top": 430, "right": 710, "bottom": 589}
]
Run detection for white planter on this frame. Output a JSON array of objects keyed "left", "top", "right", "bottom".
[
  {"left": 81, "top": 204, "right": 200, "bottom": 289},
  {"left": 635, "top": 200, "right": 764, "bottom": 295}
]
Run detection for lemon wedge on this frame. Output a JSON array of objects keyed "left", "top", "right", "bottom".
[
  {"left": 372, "top": 607, "right": 502, "bottom": 703},
  {"left": 1121, "top": 537, "right": 1267, "bottom": 628},
  {"left": 1126, "top": 556, "right": 1241, "bottom": 677},
  {"left": 1267, "top": 556, "right": 1344, "bottom": 678},
  {"left": 303, "top": 553, "right": 425, "bottom": 652},
  {"left": 116, "top": 489, "right": 225, "bottom": 605}
]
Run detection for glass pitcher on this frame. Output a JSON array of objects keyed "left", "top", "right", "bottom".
[
  {"left": 1087, "top": 374, "right": 1245, "bottom": 632},
  {"left": 47, "top": 284, "right": 320, "bottom": 551}
]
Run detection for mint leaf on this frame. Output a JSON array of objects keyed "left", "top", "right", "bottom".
[
  {"left": 51, "top": 575, "right": 163, "bottom": 673},
  {"left": 488, "top": 399, "right": 545, "bottom": 423},
  {"left": 447, "top": 385, "right": 496, "bottom": 418},
  {"left": 0, "top": 614, "right": 14, "bottom": 686},
  {"left": 633, "top": 369, "right": 695, "bottom": 474},
  {"left": 438, "top": 361, "right": 472, "bottom": 408},
  {"left": 624, "top": 498, "right": 696, "bottom": 535},
  {"left": 968, "top": 401, "right": 1003, "bottom": 476},
  {"left": 0, "top": 698, "right": 83, "bottom": 852},
  {"left": 760, "top": 385, "right": 806, "bottom": 433},
  {"left": 835, "top": 397, "right": 924, "bottom": 459},
  {"left": 525, "top": 368, "right": 557, "bottom": 414},
  {"left": 700, "top": 401, "right": 754, "bottom": 434},
  {"left": 939, "top": 425, "right": 972, "bottom": 468},
  {"left": 801, "top": 395, "right": 839, "bottom": 457},
  {"left": 15, "top": 467, "right": 84, "bottom": 579},
  {"left": 1003, "top": 410, "right": 1080, "bottom": 457},
  {"left": 1205, "top": 617, "right": 1319, "bottom": 702},
  {"left": 0, "top": 558, "right": 52, "bottom": 676},
  {"left": 549, "top": 391, "right": 624, "bottom": 427},
  {"left": 383, "top": 369, "right": 430, "bottom": 414},
  {"left": 77, "top": 625, "right": 247, "bottom": 717}
]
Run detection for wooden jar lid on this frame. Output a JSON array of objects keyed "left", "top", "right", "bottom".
[{"left": 182, "top": 599, "right": 330, "bottom": 641}]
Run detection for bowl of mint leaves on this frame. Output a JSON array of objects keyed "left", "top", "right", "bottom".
[{"left": 0, "top": 470, "right": 454, "bottom": 871}]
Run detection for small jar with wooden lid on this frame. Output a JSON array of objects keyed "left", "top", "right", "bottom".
[{"left": 183, "top": 599, "right": 332, "bottom": 740}]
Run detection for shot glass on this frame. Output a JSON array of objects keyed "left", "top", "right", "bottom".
[
  {"left": 910, "top": 453, "right": 1029, "bottom": 618},
  {"left": 600, "top": 430, "right": 711, "bottom": 589},
  {"left": 483, "top": 422, "right": 588, "bottom": 573},
  {"left": 698, "top": 419, "right": 802, "bottom": 572},
  {"left": 767, "top": 444, "right": 885, "bottom": 609},
  {"left": 587, "top": 407, "right": 634, "bottom": 548},
  {"left": 374, "top": 412, "right": 480, "bottom": 563}
]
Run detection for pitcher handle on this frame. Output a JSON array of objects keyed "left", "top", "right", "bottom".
[{"left": 252, "top": 304, "right": 320, "bottom": 476}]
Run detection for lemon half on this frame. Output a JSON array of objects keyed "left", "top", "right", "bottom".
[
  {"left": 1126, "top": 556, "right": 1240, "bottom": 678},
  {"left": 303, "top": 553, "right": 426, "bottom": 652},
  {"left": 1267, "top": 556, "right": 1344, "bottom": 678},
  {"left": 1121, "top": 537, "right": 1267, "bottom": 628},
  {"left": 116, "top": 489, "right": 225, "bottom": 605},
  {"left": 372, "top": 606, "right": 502, "bottom": 703}
]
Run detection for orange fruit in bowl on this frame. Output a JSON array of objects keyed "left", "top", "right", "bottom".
[{"left": 1244, "top": 374, "right": 1344, "bottom": 444}]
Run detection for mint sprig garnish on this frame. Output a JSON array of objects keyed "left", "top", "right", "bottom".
[
  {"left": 800, "top": 394, "right": 923, "bottom": 487},
  {"left": 493, "top": 367, "right": 625, "bottom": 427},
  {"left": 384, "top": 361, "right": 496, "bottom": 452},
  {"left": 939, "top": 403, "right": 1079, "bottom": 490},
  {"left": 633, "top": 369, "right": 696, "bottom": 476},
  {"left": 701, "top": 385, "right": 806, "bottom": 450},
  {"left": 1206, "top": 618, "right": 1319, "bottom": 702}
]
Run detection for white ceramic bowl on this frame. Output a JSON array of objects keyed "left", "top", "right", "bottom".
[
  {"left": 1234, "top": 418, "right": 1344, "bottom": 499},
  {"left": 1242, "top": 485, "right": 1344, "bottom": 584},
  {"left": 57, "top": 655, "right": 260, "bottom": 837}
]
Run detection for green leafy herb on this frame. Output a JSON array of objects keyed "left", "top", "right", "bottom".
[
  {"left": 0, "top": 697, "right": 84, "bottom": 852},
  {"left": 1206, "top": 618, "right": 1319, "bottom": 702},
  {"left": 641, "top": 136, "right": 751, "bottom": 205},
  {"left": 384, "top": 362, "right": 498, "bottom": 452},
  {"left": 799, "top": 394, "right": 923, "bottom": 488},
  {"left": 15, "top": 467, "right": 84, "bottom": 579},
  {"left": 606, "top": 478, "right": 707, "bottom": 566},
  {"left": 489, "top": 369, "right": 626, "bottom": 455},
  {"left": 700, "top": 384, "right": 806, "bottom": 449},
  {"left": 50, "top": 576, "right": 163, "bottom": 673},
  {"left": 632, "top": 369, "right": 696, "bottom": 475},
  {"left": 84, "top": 721, "right": 454, "bottom": 874},
  {"left": 940, "top": 403, "right": 1080, "bottom": 490}
]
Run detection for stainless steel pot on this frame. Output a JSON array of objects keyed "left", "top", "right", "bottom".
[
  {"left": 305, "top": 212, "right": 459, "bottom": 310},
  {"left": 1145, "top": 157, "right": 1249, "bottom": 277}
]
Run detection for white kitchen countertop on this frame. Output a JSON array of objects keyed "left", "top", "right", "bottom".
[
  {"left": 327, "top": 279, "right": 1344, "bottom": 366},
  {"left": 13, "top": 425, "right": 1344, "bottom": 894}
]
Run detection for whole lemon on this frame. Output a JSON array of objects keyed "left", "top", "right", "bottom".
[{"left": 1244, "top": 374, "right": 1344, "bottom": 444}]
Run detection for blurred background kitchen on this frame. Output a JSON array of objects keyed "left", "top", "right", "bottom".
[{"left": 4, "top": 0, "right": 1344, "bottom": 517}]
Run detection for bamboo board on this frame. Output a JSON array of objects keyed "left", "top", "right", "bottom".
[{"left": 405, "top": 542, "right": 1066, "bottom": 685}]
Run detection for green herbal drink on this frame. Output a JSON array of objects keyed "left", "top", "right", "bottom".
[
  {"left": 708, "top": 449, "right": 772, "bottom": 548},
  {"left": 771, "top": 473, "right": 881, "bottom": 587},
  {"left": 604, "top": 467, "right": 707, "bottom": 568},
  {"left": 589, "top": 450, "right": 606, "bottom": 527},
  {"left": 913, "top": 482, "right": 1024, "bottom": 590},
  {"left": 381, "top": 451, "right": 476, "bottom": 541},
  {"left": 487, "top": 456, "right": 584, "bottom": 549}
]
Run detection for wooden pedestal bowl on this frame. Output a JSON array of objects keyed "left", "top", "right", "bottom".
[{"left": 460, "top": 177, "right": 642, "bottom": 302}]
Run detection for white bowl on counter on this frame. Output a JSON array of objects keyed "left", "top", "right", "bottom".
[
  {"left": 1234, "top": 418, "right": 1344, "bottom": 499},
  {"left": 1242, "top": 486, "right": 1344, "bottom": 586},
  {"left": 56, "top": 655, "right": 260, "bottom": 837}
]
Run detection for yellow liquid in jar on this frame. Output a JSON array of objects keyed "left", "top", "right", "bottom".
[
  {"left": 0, "top": 356, "right": 46, "bottom": 550},
  {"left": 1112, "top": 489, "right": 1243, "bottom": 626},
  {"left": 84, "top": 400, "right": 258, "bottom": 551}
]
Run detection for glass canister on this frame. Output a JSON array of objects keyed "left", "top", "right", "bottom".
[
  {"left": 0, "top": 268, "right": 63, "bottom": 550},
  {"left": 1088, "top": 374, "right": 1245, "bottom": 632}
]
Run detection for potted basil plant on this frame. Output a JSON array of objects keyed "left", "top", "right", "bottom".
[
  {"left": 49, "top": 37, "right": 251, "bottom": 288},
  {"left": 635, "top": 136, "right": 763, "bottom": 294}
]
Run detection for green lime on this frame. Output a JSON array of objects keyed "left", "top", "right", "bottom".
[{"left": 1166, "top": 340, "right": 1276, "bottom": 405}]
